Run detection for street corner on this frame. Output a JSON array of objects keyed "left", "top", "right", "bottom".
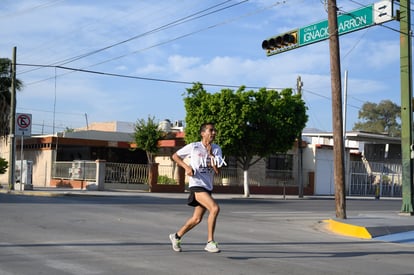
[{"left": 322, "top": 218, "right": 372, "bottom": 239}]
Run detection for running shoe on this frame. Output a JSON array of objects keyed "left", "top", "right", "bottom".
[
  {"left": 169, "top": 233, "right": 182, "bottom": 252},
  {"left": 204, "top": 241, "right": 220, "bottom": 253}
]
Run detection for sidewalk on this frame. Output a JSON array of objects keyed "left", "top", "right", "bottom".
[{"left": 1, "top": 186, "right": 414, "bottom": 243}]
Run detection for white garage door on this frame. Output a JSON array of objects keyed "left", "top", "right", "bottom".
[{"left": 315, "top": 149, "right": 335, "bottom": 195}]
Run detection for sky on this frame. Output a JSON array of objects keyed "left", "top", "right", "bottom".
[{"left": 0, "top": 0, "right": 404, "bottom": 135}]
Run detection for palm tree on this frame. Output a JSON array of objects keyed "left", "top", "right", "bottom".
[{"left": 0, "top": 58, "right": 23, "bottom": 139}]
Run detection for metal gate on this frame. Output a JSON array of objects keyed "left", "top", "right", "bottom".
[
  {"left": 105, "top": 163, "right": 148, "bottom": 184},
  {"left": 348, "top": 161, "right": 402, "bottom": 197}
]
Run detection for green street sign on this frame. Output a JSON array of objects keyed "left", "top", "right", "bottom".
[
  {"left": 298, "top": 5, "right": 373, "bottom": 46},
  {"left": 262, "top": 0, "right": 393, "bottom": 56}
]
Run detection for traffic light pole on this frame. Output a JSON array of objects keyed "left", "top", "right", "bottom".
[{"left": 399, "top": 0, "right": 414, "bottom": 215}]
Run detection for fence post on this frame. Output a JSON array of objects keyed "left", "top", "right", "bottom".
[
  {"left": 96, "top": 159, "right": 106, "bottom": 191},
  {"left": 177, "top": 166, "right": 185, "bottom": 189},
  {"left": 148, "top": 163, "right": 159, "bottom": 192}
]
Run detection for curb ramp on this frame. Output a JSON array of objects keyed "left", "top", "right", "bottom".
[{"left": 325, "top": 217, "right": 414, "bottom": 242}]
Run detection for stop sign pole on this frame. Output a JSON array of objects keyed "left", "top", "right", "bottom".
[{"left": 15, "top": 113, "right": 32, "bottom": 191}]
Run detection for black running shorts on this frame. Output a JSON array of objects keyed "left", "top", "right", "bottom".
[{"left": 187, "top": 186, "right": 211, "bottom": 207}]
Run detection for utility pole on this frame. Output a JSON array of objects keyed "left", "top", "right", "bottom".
[
  {"left": 343, "top": 70, "right": 348, "bottom": 143},
  {"left": 399, "top": 0, "right": 414, "bottom": 214},
  {"left": 297, "top": 76, "right": 304, "bottom": 198},
  {"left": 8, "top": 47, "right": 17, "bottom": 190},
  {"left": 327, "top": 0, "right": 346, "bottom": 219}
]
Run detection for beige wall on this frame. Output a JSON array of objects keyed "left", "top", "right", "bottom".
[
  {"left": 76, "top": 121, "right": 135, "bottom": 133},
  {"left": 21, "top": 149, "right": 54, "bottom": 187},
  {"left": 0, "top": 138, "right": 9, "bottom": 186},
  {"left": 155, "top": 155, "right": 187, "bottom": 183},
  {"left": 303, "top": 144, "right": 317, "bottom": 172},
  {"left": 0, "top": 138, "right": 54, "bottom": 187}
]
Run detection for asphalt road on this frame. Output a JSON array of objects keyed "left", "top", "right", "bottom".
[{"left": 0, "top": 192, "right": 412, "bottom": 275}]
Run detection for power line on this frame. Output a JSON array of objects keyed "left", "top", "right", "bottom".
[
  {"left": 22, "top": 1, "right": 289, "bottom": 87},
  {"left": 17, "top": 63, "right": 285, "bottom": 90},
  {"left": 18, "top": 106, "right": 85, "bottom": 116},
  {"left": 0, "top": 0, "right": 64, "bottom": 19},
  {"left": 303, "top": 88, "right": 361, "bottom": 109},
  {"left": 18, "top": 63, "right": 363, "bottom": 112},
  {"left": 18, "top": 0, "right": 248, "bottom": 76},
  {"left": 54, "top": 0, "right": 248, "bottom": 66}
]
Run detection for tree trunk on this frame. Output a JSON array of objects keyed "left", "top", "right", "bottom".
[{"left": 243, "top": 170, "right": 250, "bottom": 197}]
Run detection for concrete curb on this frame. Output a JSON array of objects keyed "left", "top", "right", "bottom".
[
  {"left": 0, "top": 189, "right": 67, "bottom": 197},
  {"left": 0, "top": 189, "right": 113, "bottom": 197},
  {"left": 324, "top": 218, "right": 414, "bottom": 240},
  {"left": 324, "top": 219, "right": 372, "bottom": 239}
]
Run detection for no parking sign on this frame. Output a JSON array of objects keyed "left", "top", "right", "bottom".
[{"left": 15, "top": 113, "right": 32, "bottom": 136}]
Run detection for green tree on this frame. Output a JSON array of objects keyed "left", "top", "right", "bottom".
[
  {"left": 64, "top": 127, "right": 75, "bottom": 133},
  {"left": 0, "top": 157, "right": 8, "bottom": 175},
  {"left": 133, "top": 116, "right": 164, "bottom": 163},
  {"left": 353, "top": 100, "right": 401, "bottom": 137},
  {"left": 0, "top": 58, "right": 23, "bottom": 139},
  {"left": 183, "top": 83, "right": 308, "bottom": 196}
]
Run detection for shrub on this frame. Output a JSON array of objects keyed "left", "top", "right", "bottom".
[
  {"left": 0, "top": 157, "right": 8, "bottom": 174},
  {"left": 157, "top": 175, "right": 176, "bottom": 185}
]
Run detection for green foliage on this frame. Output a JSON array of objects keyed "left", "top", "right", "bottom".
[
  {"left": 353, "top": 100, "right": 401, "bottom": 137},
  {"left": 183, "top": 83, "right": 308, "bottom": 170},
  {"left": 133, "top": 116, "right": 164, "bottom": 163},
  {"left": 0, "top": 157, "right": 8, "bottom": 174},
  {"left": 157, "top": 175, "right": 176, "bottom": 184},
  {"left": 64, "top": 127, "right": 75, "bottom": 133},
  {"left": 1, "top": 58, "right": 23, "bottom": 138},
  {"left": 0, "top": 58, "right": 23, "bottom": 96}
]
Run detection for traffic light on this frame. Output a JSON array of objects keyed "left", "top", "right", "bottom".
[{"left": 261, "top": 30, "right": 298, "bottom": 56}]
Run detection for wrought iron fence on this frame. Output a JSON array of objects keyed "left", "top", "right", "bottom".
[
  {"left": 105, "top": 162, "right": 148, "bottom": 184},
  {"left": 213, "top": 167, "right": 239, "bottom": 185},
  {"left": 212, "top": 168, "right": 310, "bottom": 187},
  {"left": 52, "top": 161, "right": 96, "bottom": 181},
  {"left": 157, "top": 164, "right": 179, "bottom": 185},
  {"left": 262, "top": 169, "right": 295, "bottom": 186},
  {"left": 348, "top": 161, "right": 402, "bottom": 197}
]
